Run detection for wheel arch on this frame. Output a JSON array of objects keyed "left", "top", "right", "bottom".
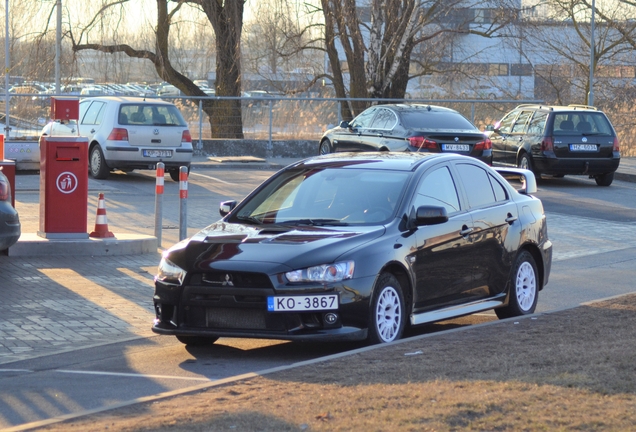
[
  {"left": 377, "top": 262, "right": 413, "bottom": 315},
  {"left": 519, "top": 243, "right": 546, "bottom": 291}
]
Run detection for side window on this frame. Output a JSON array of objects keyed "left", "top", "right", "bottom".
[
  {"left": 496, "top": 110, "right": 519, "bottom": 134},
  {"left": 527, "top": 111, "right": 547, "bottom": 135},
  {"left": 455, "top": 163, "right": 497, "bottom": 208},
  {"left": 511, "top": 110, "right": 533, "bottom": 133},
  {"left": 371, "top": 108, "right": 397, "bottom": 130},
  {"left": 413, "top": 166, "right": 461, "bottom": 215},
  {"left": 350, "top": 108, "right": 376, "bottom": 130},
  {"left": 489, "top": 174, "right": 508, "bottom": 202},
  {"left": 81, "top": 101, "right": 106, "bottom": 125}
]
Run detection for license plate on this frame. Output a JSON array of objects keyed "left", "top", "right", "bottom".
[
  {"left": 267, "top": 294, "right": 338, "bottom": 312},
  {"left": 143, "top": 149, "right": 173, "bottom": 157},
  {"left": 442, "top": 144, "right": 470, "bottom": 151},
  {"left": 570, "top": 144, "right": 597, "bottom": 152}
]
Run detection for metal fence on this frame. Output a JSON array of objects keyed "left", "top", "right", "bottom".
[{"left": 3, "top": 93, "right": 635, "bottom": 157}]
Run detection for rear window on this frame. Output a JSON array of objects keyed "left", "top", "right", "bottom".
[
  {"left": 118, "top": 104, "right": 187, "bottom": 126},
  {"left": 402, "top": 110, "right": 477, "bottom": 130},
  {"left": 552, "top": 112, "right": 614, "bottom": 136}
]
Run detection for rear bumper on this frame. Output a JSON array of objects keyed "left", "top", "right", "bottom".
[
  {"left": 103, "top": 144, "right": 193, "bottom": 170},
  {"left": 533, "top": 154, "right": 620, "bottom": 176}
]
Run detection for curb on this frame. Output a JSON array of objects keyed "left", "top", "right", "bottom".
[{"left": 8, "top": 233, "right": 158, "bottom": 257}]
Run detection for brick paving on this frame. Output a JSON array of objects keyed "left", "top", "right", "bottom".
[{"left": 0, "top": 253, "right": 160, "bottom": 364}]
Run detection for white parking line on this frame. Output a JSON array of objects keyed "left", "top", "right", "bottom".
[
  {"left": 55, "top": 370, "right": 214, "bottom": 382},
  {"left": 189, "top": 172, "right": 233, "bottom": 185}
]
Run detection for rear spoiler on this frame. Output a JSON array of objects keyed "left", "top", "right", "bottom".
[{"left": 494, "top": 168, "right": 537, "bottom": 195}]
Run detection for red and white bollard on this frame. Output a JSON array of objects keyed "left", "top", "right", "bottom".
[
  {"left": 179, "top": 166, "right": 188, "bottom": 241},
  {"left": 154, "top": 162, "right": 164, "bottom": 245}
]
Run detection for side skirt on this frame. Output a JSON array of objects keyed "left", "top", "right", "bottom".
[{"left": 410, "top": 295, "right": 506, "bottom": 326}]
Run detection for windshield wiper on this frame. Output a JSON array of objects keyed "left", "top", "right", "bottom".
[
  {"left": 236, "top": 215, "right": 264, "bottom": 225},
  {"left": 279, "top": 218, "right": 349, "bottom": 226}
]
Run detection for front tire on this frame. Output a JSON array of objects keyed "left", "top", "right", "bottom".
[
  {"left": 89, "top": 145, "right": 110, "bottom": 179},
  {"left": 319, "top": 139, "right": 332, "bottom": 155},
  {"left": 367, "top": 273, "right": 406, "bottom": 344},
  {"left": 496, "top": 250, "right": 539, "bottom": 319},
  {"left": 595, "top": 171, "right": 614, "bottom": 186}
]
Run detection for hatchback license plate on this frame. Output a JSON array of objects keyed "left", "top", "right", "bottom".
[
  {"left": 267, "top": 294, "right": 338, "bottom": 312},
  {"left": 442, "top": 144, "right": 470, "bottom": 151},
  {"left": 570, "top": 144, "right": 597, "bottom": 152},
  {"left": 143, "top": 149, "right": 173, "bottom": 157}
]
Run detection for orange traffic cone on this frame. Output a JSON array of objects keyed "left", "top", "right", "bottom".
[{"left": 90, "top": 193, "right": 115, "bottom": 238}]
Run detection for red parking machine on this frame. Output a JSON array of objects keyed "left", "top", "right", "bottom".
[{"left": 38, "top": 97, "right": 90, "bottom": 239}]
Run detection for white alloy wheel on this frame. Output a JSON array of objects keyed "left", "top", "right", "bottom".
[
  {"left": 375, "top": 286, "right": 402, "bottom": 343},
  {"left": 515, "top": 261, "right": 537, "bottom": 312}
]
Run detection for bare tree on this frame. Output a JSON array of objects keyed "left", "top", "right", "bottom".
[
  {"left": 71, "top": 0, "right": 245, "bottom": 138},
  {"left": 319, "top": 0, "right": 518, "bottom": 119},
  {"left": 520, "top": 0, "right": 636, "bottom": 105}
]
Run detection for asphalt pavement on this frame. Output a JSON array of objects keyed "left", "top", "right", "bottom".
[{"left": 0, "top": 156, "right": 635, "bottom": 395}]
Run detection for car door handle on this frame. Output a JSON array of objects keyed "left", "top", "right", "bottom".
[
  {"left": 505, "top": 213, "right": 518, "bottom": 225},
  {"left": 376, "top": 133, "right": 383, "bottom": 137},
  {"left": 90, "top": 129, "right": 95, "bottom": 133},
  {"left": 459, "top": 226, "right": 473, "bottom": 236}
]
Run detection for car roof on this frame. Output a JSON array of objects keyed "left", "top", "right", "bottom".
[
  {"left": 80, "top": 96, "right": 175, "bottom": 106},
  {"left": 373, "top": 103, "right": 459, "bottom": 114},
  {"left": 296, "top": 151, "right": 462, "bottom": 172}
]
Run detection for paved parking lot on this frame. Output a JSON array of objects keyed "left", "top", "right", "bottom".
[{"left": 1, "top": 156, "right": 635, "bottom": 365}]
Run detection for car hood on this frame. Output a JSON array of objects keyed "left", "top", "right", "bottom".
[{"left": 166, "top": 221, "right": 386, "bottom": 274}]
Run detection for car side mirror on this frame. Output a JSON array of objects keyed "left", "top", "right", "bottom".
[
  {"left": 339, "top": 120, "right": 351, "bottom": 129},
  {"left": 219, "top": 200, "right": 238, "bottom": 217},
  {"left": 413, "top": 205, "right": 448, "bottom": 227}
]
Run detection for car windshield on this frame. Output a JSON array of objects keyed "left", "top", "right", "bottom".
[
  {"left": 118, "top": 103, "right": 187, "bottom": 126},
  {"left": 229, "top": 167, "right": 410, "bottom": 226},
  {"left": 401, "top": 110, "right": 476, "bottom": 130}
]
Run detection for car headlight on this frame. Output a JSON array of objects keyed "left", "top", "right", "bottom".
[
  {"left": 285, "top": 261, "right": 355, "bottom": 283},
  {"left": 155, "top": 257, "right": 186, "bottom": 286}
]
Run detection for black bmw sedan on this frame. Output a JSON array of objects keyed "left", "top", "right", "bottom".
[
  {"left": 319, "top": 103, "right": 492, "bottom": 165},
  {"left": 152, "top": 152, "right": 552, "bottom": 345}
]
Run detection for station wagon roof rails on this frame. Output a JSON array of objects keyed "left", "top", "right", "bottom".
[
  {"left": 568, "top": 104, "right": 597, "bottom": 110},
  {"left": 514, "top": 104, "right": 553, "bottom": 110}
]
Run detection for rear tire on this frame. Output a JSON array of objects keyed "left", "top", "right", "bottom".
[
  {"left": 496, "top": 250, "right": 538, "bottom": 319},
  {"left": 367, "top": 273, "right": 406, "bottom": 344},
  {"left": 319, "top": 140, "right": 332, "bottom": 155},
  {"left": 169, "top": 165, "right": 190, "bottom": 182},
  {"left": 89, "top": 145, "right": 110, "bottom": 179},
  {"left": 595, "top": 172, "right": 614, "bottom": 186},
  {"left": 176, "top": 335, "right": 219, "bottom": 346}
]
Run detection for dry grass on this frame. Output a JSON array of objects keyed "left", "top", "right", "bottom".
[{"left": 41, "top": 294, "right": 636, "bottom": 431}]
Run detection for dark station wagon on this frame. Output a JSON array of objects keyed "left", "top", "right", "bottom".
[{"left": 489, "top": 104, "right": 620, "bottom": 186}]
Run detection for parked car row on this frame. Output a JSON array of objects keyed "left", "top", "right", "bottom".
[{"left": 319, "top": 102, "right": 621, "bottom": 186}]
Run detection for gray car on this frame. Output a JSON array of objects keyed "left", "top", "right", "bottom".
[
  {"left": 0, "top": 169, "right": 20, "bottom": 251},
  {"left": 78, "top": 96, "right": 193, "bottom": 181}
]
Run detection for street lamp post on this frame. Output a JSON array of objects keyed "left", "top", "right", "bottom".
[
  {"left": 588, "top": 0, "right": 596, "bottom": 106},
  {"left": 5, "top": 0, "right": 10, "bottom": 139}
]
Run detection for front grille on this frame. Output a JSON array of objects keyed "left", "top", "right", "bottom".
[
  {"left": 188, "top": 271, "right": 273, "bottom": 288},
  {"left": 184, "top": 306, "right": 298, "bottom": 331}
]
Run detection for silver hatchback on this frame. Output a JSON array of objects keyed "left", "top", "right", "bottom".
[{"left": 79, "top": 96, "right": 193, "bottom": 180}]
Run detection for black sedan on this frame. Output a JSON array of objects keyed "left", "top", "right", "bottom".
[
  {"left": 152, "top": 152, "right": 552, "bottom": 345},
  {"left": 0, "top": 169, "right": 20, "bottom": 251},
  {"left": 319, "top": 103, "right": 492, "bottom": 165}
]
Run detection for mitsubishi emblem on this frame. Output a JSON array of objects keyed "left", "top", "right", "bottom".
[
  {"left": 454, "top": 137, "right": 459, "bottom": 142},
  {"left": 222, "top": 274, "right": 234, "bottom": 286}
]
